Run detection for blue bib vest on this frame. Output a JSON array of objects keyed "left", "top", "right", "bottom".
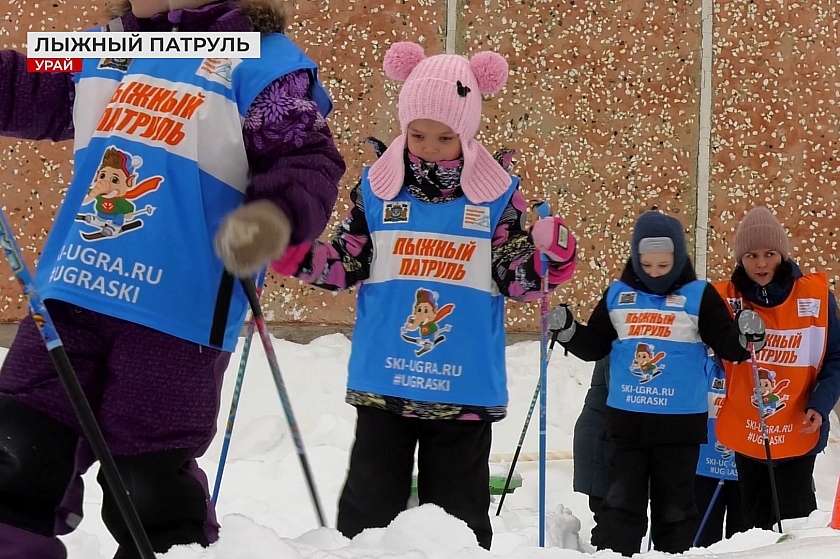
[
  {"left": 34, "top": 33, "right": 332, "bottom": 352},
  {"left": 697, "top": 354, "right": 739, "bottom": 480},
  {"left": 605, "top": 280, "right": 709, "bottom": 414},
  {"left": 347, "top": 167, "right": 517, "bottom": 407}
]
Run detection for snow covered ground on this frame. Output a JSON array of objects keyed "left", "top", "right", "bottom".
[{"left": 2, "top": 333, "right": 838, "bottom": 558}]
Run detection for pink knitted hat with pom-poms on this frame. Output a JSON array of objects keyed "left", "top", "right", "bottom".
[{"left": 368, "top": 42, "right": 513, "bottom": 204}]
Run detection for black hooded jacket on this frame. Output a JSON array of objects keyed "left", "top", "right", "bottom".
[
  {"left": 562, "top": 258, "right": 749, "bottom": 363},
  {"left": 562, "top": 258, "right": 751, "bottom": 445}
]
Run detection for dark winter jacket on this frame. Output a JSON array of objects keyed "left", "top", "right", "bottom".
[
  {"left": 731, "top": 259, "right": 840, "bottom": 457},
  {"left": 573, "top": 356, "right": 613, "bottom": 498},
  {"left": 562, "top": 258, "right": 750, "bottom": 364},
  {"left": 562, "top": 258, "right": 749, "bottom": 446}
]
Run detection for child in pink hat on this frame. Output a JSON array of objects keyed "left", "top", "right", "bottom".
[{"left": 272, "top": 42, "right": 577, "bottom": 548}]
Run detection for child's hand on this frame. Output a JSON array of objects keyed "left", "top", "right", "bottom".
[
  {"left": 546, "top": 304, "right": 576, "bottom": 342},
  {"left": 215, "top": 200, "right": 291, "bottom": 277},
  {"left": 531, "top": 216, "right": 577, "bottom": 284},
  {"left": 531, "top": 216, "right": 576, "bottom": 265},
  {"left": 270, "top": 243, "right": 311, "bottom": 277}
]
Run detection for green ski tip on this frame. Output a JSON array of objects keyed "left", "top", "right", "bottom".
[
  {"left": 775, "top": 533, "right": 794, "bottom": 543},
  {"left": 410, "top": 472, "right": 522, "bottom": 497}
]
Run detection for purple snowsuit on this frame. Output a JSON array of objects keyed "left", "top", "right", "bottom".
[{"left": 0, "top": 1, "right": 344, "bottom": 557}]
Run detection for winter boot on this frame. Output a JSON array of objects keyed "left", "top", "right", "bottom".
[
  {"left": 0, "top": 397, "right": 78, "bottom": 557},
  {"left": 102, "top": 449, "right": 212, "bottom": 559}
]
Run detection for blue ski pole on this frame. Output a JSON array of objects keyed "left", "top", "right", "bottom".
[
  {"left": 211, "top": 287, "right": 261, "bottom": 504},
  {"left": 240, "top": 277, "right": 327, "bottom": 527},
  {"left": 693, "top": 477, "right": 725, "bottom": 547},
  {"left": 534, "top": 201, "right": 551, "bottom": 547},
  {"left": 496, "top": 330, "right": 560, "bottom": 516},
  {"left": 0, "top": 212, "right": 156, "bottom": 559}
]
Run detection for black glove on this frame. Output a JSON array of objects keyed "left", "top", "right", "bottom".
[
  {"left": 546, "top": 304, "right": 576, "bottom": 342},
  {"left": 736, "top": 309, "right": 766, "bottom": 352}
]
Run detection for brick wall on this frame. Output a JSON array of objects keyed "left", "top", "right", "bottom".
[{"left": 1, "top": 0, "right": 837, "bottom": 331}]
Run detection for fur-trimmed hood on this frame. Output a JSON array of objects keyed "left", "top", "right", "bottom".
[{"left": 104, "top": 0, "right": 288, "bottom": 33}]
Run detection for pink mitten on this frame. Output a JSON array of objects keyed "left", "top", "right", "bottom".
[
  {"left": 270, "top": 242, "right": 312, "bottom": 277},
  {"left": 531, "top": 216, "right": 577, "bottom": 284},
  {"left": 531, "top": 217, "right": 576, "bottom": 263}
]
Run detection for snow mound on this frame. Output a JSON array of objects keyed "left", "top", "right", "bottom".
[
  {"left": 378, "top": 505, "right": 485, "bottom": 553},
  {"left": 489, "top": 504, "right": 583, "bottom": 554},
  {"left": 546, "top": 504, "right": 582, "bottom": 550},
  {"left": 162, "top": 507, "right": 486, "bottom": 559}
]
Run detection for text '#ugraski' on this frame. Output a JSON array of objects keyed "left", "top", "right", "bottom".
[
  {"left": 385, "top": 357, "right": 463, "bottom": 392},
  {"left": 621, "top": 383, "right": 673, "bottom": 406},
  {"left": 48, "top": 244, "right": 162, "bottom": 303},
  {"left": 390, "top": 374, "right": 451, "bottom": 392},
  {"left": 745, "top": 418, "right": 792, "bottom": 445}
]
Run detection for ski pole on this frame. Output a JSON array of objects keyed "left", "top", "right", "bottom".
[
  {"left": 647, "top": 478, "right": 654, "bottom": 551},
  {"left": 534, "top": 201, "right": 551, "bottom": 548},
  {"left": 693, "top": 477, "right": 725, "bottom": 547},
  {"left": 211, "top": 287, "right": 262, "bottom": 504},
  {"left": 0, "top": 213, "right": 156, "bottom": 559},
  {"left": 747, "top": 339, "right": 784, "bottom": 533},
  {"left": 495, "top": 330, "right": 560, "bottom": 516},
  {"left": 538, "top": 270, "right": 549, "bottom": 548},
  {"left": 240, "top": 277, "right": 327, "bottom": 527}
]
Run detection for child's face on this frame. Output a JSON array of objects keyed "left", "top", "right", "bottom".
[
  {"left": 741, "top": 249, "right": 782, "bottom": 286},
  {"left": 639, "top": 252, "right": 674, "bottom": 277},
  {"left": 406, "top": 119, "right": 462, "bottom": 163}
]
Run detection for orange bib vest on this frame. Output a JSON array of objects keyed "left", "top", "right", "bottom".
[{"left": 713, "top": 273, "right": 828, "bottom": 460}]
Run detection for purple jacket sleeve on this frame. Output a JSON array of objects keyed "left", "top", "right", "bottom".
[
  {"left": 290, "top": 182, "right": 373, "bottom": 291},
  {"left": 0, "top": 50, "right": 75, "bottom": 141},
  {"left": 241, "top": 70, "right": 345, "bottom": 245}
]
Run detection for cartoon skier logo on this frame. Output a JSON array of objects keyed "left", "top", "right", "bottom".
[
  {"left": 751, "top": 367, "right": 790, "bottom": 417},
  {"left": 630, "top": 342, "right": 666, "bottom": 384},
  {"left": 714, "top": 441, "right": 733, "bottom": 460},
  {"left": 76, "top": 147, "right": 163, "bottom": 241},
  {"left": 400, "top": 288, "right": 455, "bottom": 356}
]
